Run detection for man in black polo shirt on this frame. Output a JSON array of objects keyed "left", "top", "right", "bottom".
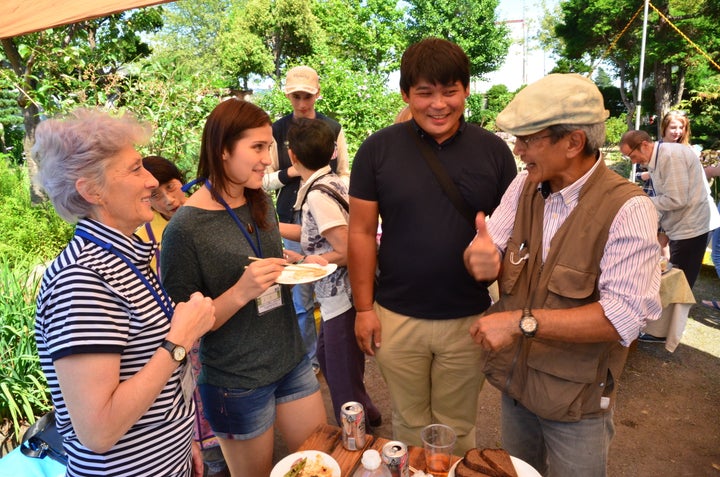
[
  {"left": 348, "top": 38, "right": 517, "bottom": 453},
  {"left": 264, "top": 66, "right": 350, "bottom": 372}
]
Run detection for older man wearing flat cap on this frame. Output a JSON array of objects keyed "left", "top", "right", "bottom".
[{"left": 464, "top": 73, "right": 661, "bottom": 476}]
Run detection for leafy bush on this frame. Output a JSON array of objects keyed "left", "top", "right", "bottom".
[
  {"left": 605, "top": 114, "right": 628, "bottom": 147},
  {"left": 255, "top": 57, "right": 405, "bottom": 160},
  {"left": 0, "top": 257, "right": 51, "bottom": 445},
  {"left": 0, "top": 156, "right": 74, "bottom": 263}
]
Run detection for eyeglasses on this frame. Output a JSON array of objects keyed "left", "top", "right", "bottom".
[
  {"left": 515, "top": 134, "right": 553, "bottom": 147},
  {"left": 622, "top": 142, "right": 641, "bottom": 161}
]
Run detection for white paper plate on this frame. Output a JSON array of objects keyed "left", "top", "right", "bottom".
[
  {"left": 449, "top": 455, "right": 541, "bottom": 477},
  {"left": 276, "top": 263, "right": 337, "bottom": 285},
  {"left": 270, "top": 450, "right": 341, "bottom": 477}
]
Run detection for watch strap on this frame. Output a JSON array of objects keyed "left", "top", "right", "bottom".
[{"left": 160, "top": 339, "right": 185, "bottom": 362}]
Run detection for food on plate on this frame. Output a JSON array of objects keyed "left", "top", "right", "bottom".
[
  {"left": 284, "top": 457, "right": 307, "bottom": 477},
  {"left": 284, "top": 454, "right": 334, "bottom": 477},
  {"left": 454, "top": 448, "right": 518, "bottom": 477},
  {"left": 288, "top": 266, "right": 327, "bottom": 281}
]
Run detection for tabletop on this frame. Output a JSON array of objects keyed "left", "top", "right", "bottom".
[
  {"left": 297, "top": 423, "right": 460, "bottom": 476},
  {"left": 658, "top": 267, "right": 695, "bottom": 307},
  {"left": 642, "top": 266, "right": 696, "bottom": 352}
]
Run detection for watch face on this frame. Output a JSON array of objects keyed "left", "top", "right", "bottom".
[
  {"left": 172, "top": 346, "right": 186, "bottom": 361},
  {"left": 521, "top": 316, "right": 538, "bottom": 335}
]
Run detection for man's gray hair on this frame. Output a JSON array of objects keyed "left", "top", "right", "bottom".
[
  {"left": 32, "top": 109, "right": 151, "bottom": 223},
  {"left": 549, "top": 123, "right": 606, "bottom": 156}
]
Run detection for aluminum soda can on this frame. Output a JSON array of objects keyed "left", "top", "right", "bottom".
[
  {"left": 341, "top": 401, "right": 366, "bottom": 450},
  {"left": 382, "top": 440, "right": 410, "bottom": 477}
]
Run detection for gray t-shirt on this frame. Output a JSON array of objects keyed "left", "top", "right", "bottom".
[{"left": 161, "top": 202, "right": 305, "bottom": 389}]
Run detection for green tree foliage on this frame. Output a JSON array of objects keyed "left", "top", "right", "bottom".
[
  {"left": 0, "top": 8, "right": 164, "bottom": 203},
  {"left": 256, "top": 57, "right": 405, "bottom": 158},
  {"left": 231, "top": 0, "right": 322, "bottom": 80},
  {"left": 1, "top": 8, "right": 164, "bottom": 135},
  {"left": 0, "top": 84, "right": 23, "bottom": 163},
  {"left": 466, "top": 84, "right": 516, "bottom": 130},
  {"left": 118, "top": 58, "right": 228, "bottom": 175},
  {"left": 551, "top": 0, "right": 720, "bottom": 144},
  {"left": 405, "top": 0, "right": 511, "bottom": 78},
  {"left": 0, "top": 157, "right": 73, "bottom": 263},
  {"left": 216, "top": 15, "right": 275, "bottom": 91},
  {"left": 313, "top": 0, "right": 409, "bottom": 75}
]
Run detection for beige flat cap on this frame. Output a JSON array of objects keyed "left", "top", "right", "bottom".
[{"left": 496, "top": 73, "right": 609, "bottom": 136}]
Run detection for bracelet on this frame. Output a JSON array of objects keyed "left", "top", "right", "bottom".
[{"left": 356, "top": 307, "right": 374, "bottom": 313}]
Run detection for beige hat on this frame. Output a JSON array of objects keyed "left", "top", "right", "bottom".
[
  {"left": 495, "top": 73, "right": 609, "bottom": 136},
  {"left": 283, "top": 66, "right": 319, "bottom": 95}
]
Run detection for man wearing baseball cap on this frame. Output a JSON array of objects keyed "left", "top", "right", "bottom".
[
  {"left": 263, "top": 66, "right": 351, "bottom": 377},
  {"left": 464, "top": 73, "right": 662, "bottom": 476}
]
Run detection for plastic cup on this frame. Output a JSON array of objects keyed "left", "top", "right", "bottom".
[{"left": 421, "top": 424, "right": 456, "bottom": 477}]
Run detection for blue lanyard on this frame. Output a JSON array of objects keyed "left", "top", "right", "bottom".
[
  {"left": 204, "top": 180, "right": 263, "bottom": 257},
  {"left": 75, "top": 228, "right": 174, "bottom": 321},
  {"left": 143, "top": 222, "right": 161, "bottom": 278}
]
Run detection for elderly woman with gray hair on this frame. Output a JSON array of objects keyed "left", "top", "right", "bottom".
[{"left": 33, "top": 108, "right": 215, "bottom": 477}]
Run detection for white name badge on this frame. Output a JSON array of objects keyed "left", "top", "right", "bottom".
[{"left": 256, "top": 284, "right": 283, "bottom": 315}]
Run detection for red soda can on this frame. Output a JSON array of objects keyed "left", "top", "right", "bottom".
[
  {"left": 341, "top": 401, "right": 366, "bottom": 450},
  {"left": 382, "top": 440, "right": 410, "bottom": 477}
]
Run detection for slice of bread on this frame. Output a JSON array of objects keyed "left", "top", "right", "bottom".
[
  {"left": 481, "top": 448, "right": 518, "bottom": 477},
  {"left": 462, "top": 449, "right": 498, "bottom": 475},
  {"left": 454, "top": 459, "right": 493, "bottom": 477},
  {"left": 456, "top": 448, "right": 518, "bottom": 477}
]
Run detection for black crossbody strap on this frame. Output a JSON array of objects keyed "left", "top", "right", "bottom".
[
  {"left": 298, "top": 174, "right": 350, "bottom": 215},
  {"left": 406, "top": 122, "right": 475, "bottom": 226}
]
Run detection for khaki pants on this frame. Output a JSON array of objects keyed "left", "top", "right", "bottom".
[{"left": 374, "top": 304, "right": 485, "bottom": 454}]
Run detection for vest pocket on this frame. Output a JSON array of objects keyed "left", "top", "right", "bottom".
[
  {"left": 521, "top": 339, "right": 606, "bottom": 422},
  {"left": 546, "top": 264, "right": 597, "bottom": 301}
]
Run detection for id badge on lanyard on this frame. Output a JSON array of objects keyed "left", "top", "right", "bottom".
[
  {"left": 256, "top": 284, "right": 283, "bottom": 315},
  {"left": 204, "top": 180, "right": 285, "bottom": 315}
]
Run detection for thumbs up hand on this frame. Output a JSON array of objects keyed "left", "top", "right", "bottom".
[{"left": 464, "top": 212, "right": 501, "bottom": 281}]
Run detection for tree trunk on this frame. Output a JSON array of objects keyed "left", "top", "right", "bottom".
[{"left": 654, "top": 61, "right": 674, "bottom": 138}]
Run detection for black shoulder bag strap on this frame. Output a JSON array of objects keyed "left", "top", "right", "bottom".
[
  {"left": 405, "top": 122, "right": 475, "bottom": 226},
  {"left": 310, "top": 183, "right": 350, "bottom": 212},
  {"left": 298, "top": 175, "right": 350, "bottom": 215}
]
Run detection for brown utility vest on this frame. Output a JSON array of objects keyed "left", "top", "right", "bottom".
[{"left": 483, "top": 160, "right": 645, "bottom": 422}]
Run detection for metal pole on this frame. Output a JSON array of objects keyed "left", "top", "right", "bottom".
[{"left": 631, "top": 0, "right": 650, "bottom": 180}]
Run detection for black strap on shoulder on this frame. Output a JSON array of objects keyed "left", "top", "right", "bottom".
[
  {"left": 405, "top": 122, "right": 475, "bottom": 227},
  {"left": 310, "top": 183, "right": 349, "bottom": 212},
  {"left": 297, "top": 175, "right": 350, "bottom": 218}
]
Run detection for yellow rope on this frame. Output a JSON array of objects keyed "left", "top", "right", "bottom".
[
  {"left": 648, "top": 2, "right": 720, "bottom": 72},
  {"left": 590, "top": 2, "right": 720, "bottom": 76},
  {"left": 588, "top": 4, "right": 644, "bottom": 77}
]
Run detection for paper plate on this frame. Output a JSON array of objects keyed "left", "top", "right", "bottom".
[
  {"left": 276, "top": 263, "right": 337, "bottom": 285},
  {"left": 449, "top": 455, "right": 541, "bottom": 477},
  {"left": 270, "top": 450, "right": 341, "bottom": 477}
]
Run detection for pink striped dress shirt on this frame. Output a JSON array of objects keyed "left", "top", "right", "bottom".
[{"left": 487, "top": 160, "right": 662, "bottom": 346}]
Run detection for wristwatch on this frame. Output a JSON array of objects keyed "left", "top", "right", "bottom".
[
  {"left": 519, "top": 308, "right": 538, "bottom": 338},
  {"left": 160, "top": 339, "right": 187, "bottom": 362}
]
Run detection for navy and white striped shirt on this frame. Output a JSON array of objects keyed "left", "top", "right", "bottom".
[{"left": 35, "top": 219, "right": 193, "bottom": 476}]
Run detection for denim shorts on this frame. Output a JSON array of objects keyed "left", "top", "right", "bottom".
[{"left": 199, "top": 357, "right": 320, "bottom": 440}]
